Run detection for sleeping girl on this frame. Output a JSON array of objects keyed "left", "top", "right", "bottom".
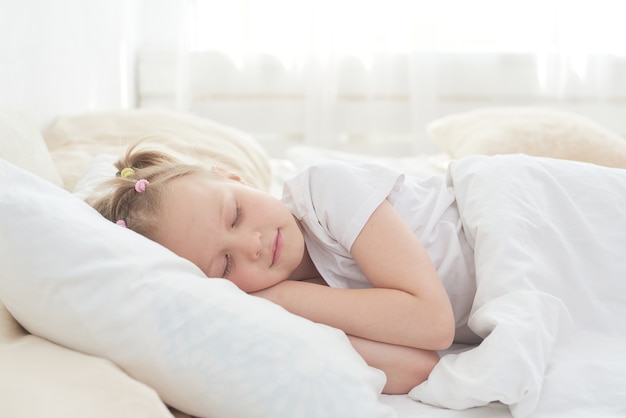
[{"left": 89, "top": 143, "right": 483, "bottom": 394}]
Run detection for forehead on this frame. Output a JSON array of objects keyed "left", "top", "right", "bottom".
[
  {"left": 157, "top": 174, "right": 227, "bottom": 235},
  {"left": 165, "top": 173, "right": 226, "bottom": 203},
  {"left": 153, "top": 174, "right": 228, "bottom": 267}
]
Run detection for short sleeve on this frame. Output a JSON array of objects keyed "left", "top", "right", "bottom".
[{"left": 283, "top": 161, "right": 404, "bottom": 252}]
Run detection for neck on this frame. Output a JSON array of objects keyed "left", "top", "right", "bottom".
[{"left": 288, "top": 246, "right": 320, "bottom": 281}]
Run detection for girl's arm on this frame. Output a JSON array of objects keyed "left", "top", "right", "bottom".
[
  {"left": 254, "top": 199, "right": 455, "bottom": 350},
  {"left": 347, "top": 335, "right": 439, "bottom": 394}
]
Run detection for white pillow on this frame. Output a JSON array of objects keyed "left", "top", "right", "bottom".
[
  {"left": 0, "top": 108, "right": 63, "bottom": 186},
  {"left": 72, "top": 154, "right": 118, "bottom": 200},
  {"left": 0, "top": 160, "right": 393, "bottom": 418},
  {"left": 284, "top": 145, "right": 449, "bottom": 179},
  {"left": 428, "top": 107, "right": 626, "bottom": 168}
]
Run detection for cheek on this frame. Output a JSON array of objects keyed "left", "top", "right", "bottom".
[
  {"left": 230, "top": 268, "right": 260, "bottom": 293},
  {"left": 232, "top": 267, "right": 279, "bottom": 294}
]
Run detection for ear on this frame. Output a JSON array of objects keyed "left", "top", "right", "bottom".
[{"left": 211, "top": 166, "right": 244, "bottom": 183}]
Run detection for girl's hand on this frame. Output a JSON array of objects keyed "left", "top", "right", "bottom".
[
  {"left": 251, "top": 276, "right": 326, "bottom": 303},
  {"left": 250, "top": 283, "right": 282, "bottom": 303},
  {"left": 347, "top": 335, "right": 440, "bottom": 394}
]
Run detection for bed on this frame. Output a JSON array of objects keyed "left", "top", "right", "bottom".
[{"left": 1, "top": 106, "right": 626, "bottom": 418}]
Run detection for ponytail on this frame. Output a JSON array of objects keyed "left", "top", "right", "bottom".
[{"left": 88, "top": 142, "right": 210, "bottom": 240}]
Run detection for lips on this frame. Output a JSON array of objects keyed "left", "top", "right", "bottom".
[{"left": 271, "top": 230, "right": 282, "bottom": 267}]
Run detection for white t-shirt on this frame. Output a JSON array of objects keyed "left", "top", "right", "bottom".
[{"left": 282, "top": 161, "right": 480, "bottom": 344}]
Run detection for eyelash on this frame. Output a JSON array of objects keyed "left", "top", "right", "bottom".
[
  {"left": 223, "top": 255, "right": 233, "bottom": 278},
  {"left": 232, "top": 204, "right": 242, "bottom": 227},
  {"left": 223, "top": 204, "right": 242, "bottom": 277}
]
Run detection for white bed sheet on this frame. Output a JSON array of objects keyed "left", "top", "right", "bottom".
[{"left": 381, "top": 394, "right": 510, "bottom": 417}]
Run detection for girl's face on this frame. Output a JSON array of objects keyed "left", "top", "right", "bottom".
[{"left": 154, "top": 172, "right": 306, "bottom": 293}]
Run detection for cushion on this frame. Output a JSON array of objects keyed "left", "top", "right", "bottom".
[
  {"left": 427, "top": 107, "right": 626, "bottom": 168},
  {"left": 0, "top": 302, "right": 173, "bottom": 418},
  {"left": 0, "top": 159, "right": 394, "bottom": 418},
  {"left": 43, "top": 109, "right": 272, "bottom": 192},
  {"left": 0, "top": 108, "right": 63, "bottom": 186},
  {"left": 284, "top": 145, "right": 449, "bottom": 179},
  {"left": 0, "top": 109, "right": 170, "bottom": 418},
  {"left": 72, "top": 153, "right": 119, "bottom": 200}
]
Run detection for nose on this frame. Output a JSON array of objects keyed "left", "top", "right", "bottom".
[{"left": 234, "top": 230, "right": 262, "bottom": 261}]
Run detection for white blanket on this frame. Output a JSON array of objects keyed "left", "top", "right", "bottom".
[{"left": 409, "top": 155, "right": 626, "bottom": 417}]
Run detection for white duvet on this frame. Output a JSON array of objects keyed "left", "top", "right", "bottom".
[{"left": 409, "top": 155, "right": 626, "bottom": 417}]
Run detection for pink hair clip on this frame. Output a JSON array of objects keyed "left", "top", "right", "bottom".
[
  {"left": 135, "top": 179, "right": 149, "bottom": 193},
  {"left": 116, "top": 219, "right": 127, "bottom": 228}
]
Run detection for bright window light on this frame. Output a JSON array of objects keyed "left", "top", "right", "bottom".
[{"left": 187, "top": 0, "right": 626, "bottom": 58}]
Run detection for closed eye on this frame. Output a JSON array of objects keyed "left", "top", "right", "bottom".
[
  {"left": 232, "top": 204, "right": 242, "bottom": 227},
  {"left": 223, "top": 254, "right": 233, "bottom": 278}
]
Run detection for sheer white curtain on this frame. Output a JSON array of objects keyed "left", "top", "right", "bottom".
[
  {"left": 138, "top": 0, "right": 626, "bottom": 155},
  {"left": 1, "top": 0, "right": 137, "bottom": 129}
]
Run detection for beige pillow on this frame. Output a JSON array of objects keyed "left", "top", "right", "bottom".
[
  {"left": 43, "top": 109, "right": 272, "bottom": 192},
  {"left": 428, "top": 107, "right": 626, "bottom": 168},
  {"left": 0, "top": 302, "right": 175, "bottom": 418},
  {"left": 0, "top": 108, "right": 63, "bottom": 186}
]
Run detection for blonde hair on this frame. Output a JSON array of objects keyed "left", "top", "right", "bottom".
[{"left": 89, "top": 143, "right": 217, "bottom": 241}]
